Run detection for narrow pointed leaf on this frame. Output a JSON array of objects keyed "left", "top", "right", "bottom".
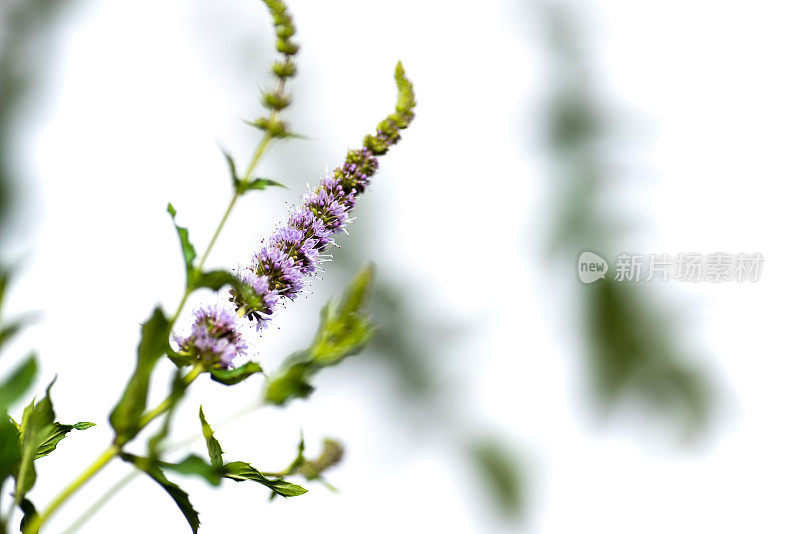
[
  {"left": 209, "top": 361, "right": 262, "bottom": 386},
  {"left": 166, "top": 203, "right": 197, "bottom": 281},
  {"left": 122, "top": 453, "right": 200, "bottom": 533},
  {"left": 198, "top": 407, "right": 223, "bottom": 469},
  {"left": 0, "top": 354, "right": 36, "bottom": 410},
  {"left": 222, "top": 461, "right": 307, "bottom": 497},
  {"left": 237, "top": 178, "right": 287, "bottom": 194},
  {"left": 160, "top": 454, "right": 221, "bottom": 486},
  {"left": 220, "top": 147, "right": 240, "bottom": 189},
  {"left": 0, "top": 319, "right": 26, "bottom": 353},
  {"left": 191, "top": 270, "right": 241, "bottom": 292},
  {"left": 110, "top": 307, "right": 170, "bottom": 441}
]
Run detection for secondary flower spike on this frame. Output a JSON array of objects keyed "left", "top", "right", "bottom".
[
  {"left": 232, "top": 62, "right": 416, "bottom": 329},
  {"left": 175, "top": 306, "right": 248, "bottom": 369}
]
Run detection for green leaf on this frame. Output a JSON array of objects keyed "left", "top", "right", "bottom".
[
  {"left": 284, "top": 432, "right": 306, "bottom": 474},
  {"left": 209, "top": 361, "right": 262, "bottom": 386},
  {"left": 236, "top": 177, "right": 287, "bottom": 194},
  {"left": 309, "top": 264, "right": 375, "bottom": 365},
  {"left": 121, "top": 453, "right": 200, "bottom": 533},
  {"left": 190, "top": 270, "right": 241, "bottom": 292},
  {"left": 264, "top": 265, "right": 376, "bottom": 406},
  {"left": 166, "top": 347, "right": 195, "bottom": 368},
  {"left": 220, "top": 147, "right": 239, "bottom": 190},
  {"left": 0, "top": 319, "right": 25, "bottom": 354},
  {"left": 265, "top": 478, "right": 308, "bottom": 497},
  {"left": 0, "top": 413, "right": 21, "bottom": 492},
  {"left": 198, "top": 407, "right": 223, "bottom": 469},
  {"left": 109, "top": 307, "right": 171, "bottom": 442},
  {"left": 264, "top": 357, "right": 314, "bottom": 406},
  {"left": 297, "top": 438, "right": 344, "bottom": 481},
  {"left": 222, "top": 461, "right": 307, "bottom": 497},
  {"left": 19, "top": 498, "right": 39, "bottom": 533},
  {"left": 0, "top": 354, "right": 36, "bottom": 410},
  {"left": 469, "top": 440, "right": 525, "bottom": 520},
  {"left": 16, "top": 380, "right": 56, "bottom": 499},
  {"left": 0, "top": 268, "right": 9, "bottom": 315},
  {"left": 160, "top": 454, "right": 221, "bottom": 486},
  {"left": 166, "top": 203, "right": 197, "bottom": 283},
  {"left": 33, "top": 421, "right": 95, "bottom": 460}
]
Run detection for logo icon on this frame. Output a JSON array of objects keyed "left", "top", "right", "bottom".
[{"left": 578, "top": 251, "right": 608, "bottom": 284}]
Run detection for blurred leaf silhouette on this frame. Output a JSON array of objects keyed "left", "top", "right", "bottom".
[
  {"left": 541, "top": 1, "right": 714, "bottom": 440},
  {"left": 0, "top": 0, "right": 79, "bottom": 245},
  {"left": 468, "top": 439, "right": 526, "bottom": 522}
]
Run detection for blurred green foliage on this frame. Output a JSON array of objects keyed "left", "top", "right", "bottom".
[{"left": 541, "top": 2, "right": 713, "bottom": 439}]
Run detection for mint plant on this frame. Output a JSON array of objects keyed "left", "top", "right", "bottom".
[{"left": 0, "top": 0, "right": 415, "bottom": 532}]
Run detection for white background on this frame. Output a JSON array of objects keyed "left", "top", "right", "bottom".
[{"left": 4, "top": 0, "right": 800, "bottom": 532}]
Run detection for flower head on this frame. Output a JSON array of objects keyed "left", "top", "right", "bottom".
[
  {"left": 175, "top": 305, "right": 247, "bottom": 369},
  {"left": 233, "top": 62, "right": 415, "bottom": 332},
  {"left": 253, "top": 247, "right": 304, "bottom": 298},
  {"left": 269, "top": 225, "right": 320, "bottom": 275}
]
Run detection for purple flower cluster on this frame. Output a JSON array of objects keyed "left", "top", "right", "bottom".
[
  {"left": 231, "top": 147, "right": 381, "bottom": 330},
  {"left": 175, "top": 306, "right": 247, "bottom": 369},
  {"left": 180, "top": 63, "right": 415, "bottom": 363}
]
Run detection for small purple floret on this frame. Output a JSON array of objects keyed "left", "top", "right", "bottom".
[{"left": 176, "top": 305, "right": 247, "bottom": 369}]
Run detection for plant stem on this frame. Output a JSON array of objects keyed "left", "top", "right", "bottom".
[
  {"left": 198, "top": 132, "right": 273, "bottom": 270},
  {"left": 61, "top": 470, "right": 138, "bottom": 534},
  {"left": 24, "top": 445, "right": 119, "bottom": 534}
]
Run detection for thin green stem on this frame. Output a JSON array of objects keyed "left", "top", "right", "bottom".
[
  {"left": 60, "top": 469, "right": 137, "bottom": 534},
  {"left": 135, "top": 364, "right": 204, "bottom": 431},
  {"left": 23, "top": 445, "right": 119, "bottom": 534},
  {"left": 198, "top": 132, "right": 272, "bottom": 270}
]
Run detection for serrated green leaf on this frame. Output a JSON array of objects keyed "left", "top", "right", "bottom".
[
  {"left": 16, "top": 379, "right": 56, "bottom": 499},
  {"left": 198, "top": 407, "right": 223, "bottom": 470},
  {"left": 166, "top": 203, "right": 197, "bottom": 283},
  {"left": 209, "top": 361, "right": 262, "bottom": 386},
  {"left": 222, "top": 461, "right": 307, "bottom": 497},
  {"left": 0, "top": 354, "right": 36, "bottom": 410},
  {"left": 237, "top": 177, "right": 287, "bottom": 194},
  {"left": 34, "top": 421, "right": 95, "bottom": 460},
  {"left": 160, "top": 454, "right": 221, "bottom": 486},
  {"left": 110, "top": 307, "right": 171, "bottom": 442},
  {"left": 122, "top": 454, "right": 200, "bottom": 533},
  {"left": 310, "top": 264, "right": 375, "bottom": 365},
  {"left": 264, "top": 265, "right": 376, "bottom": 406}
]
